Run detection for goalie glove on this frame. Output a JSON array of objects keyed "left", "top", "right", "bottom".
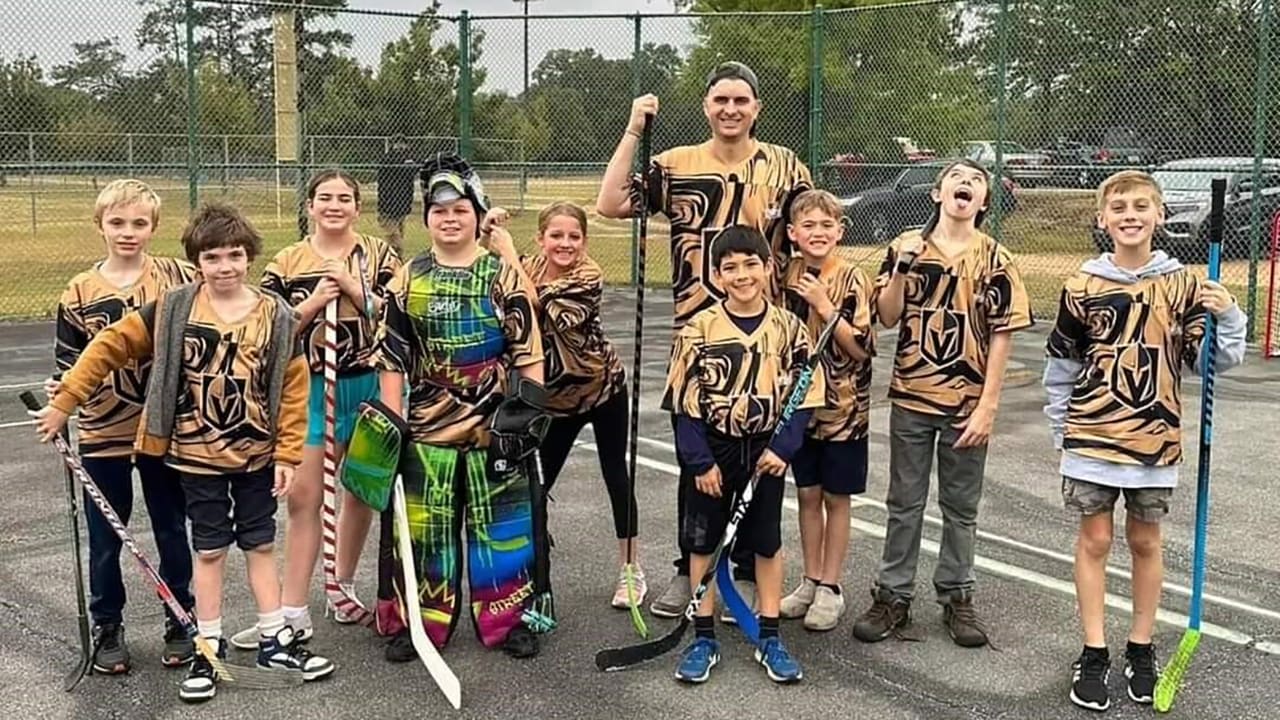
[{"left": 488, "top": 377, "right": 551, "bottom": 464}]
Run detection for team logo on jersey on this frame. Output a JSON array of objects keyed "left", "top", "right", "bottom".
[
  {"left": 1110, "top": 343, "right": 1159, "bottom": 411},
  {"left": 111, "top": 365, "right": 149, "bottom": 405},
  {"left": 919, "top": 307, "right": 966, "bottom": 368},
  {"left": 201, "top": 373, "right": 248, "bottom": 433}
]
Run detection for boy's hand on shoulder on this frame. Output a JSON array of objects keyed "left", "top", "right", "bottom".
[
  {"left": 953, "top": 404, "right": 995, "bottom": 449},
  {"left": 29, "top": 404, "right": 69, "bottom": 444},
  {"left": 273, "top": 464, "right": 296, "bottom": 498},
  {"left": 756, "top": 449, "right": 788, "bottom": 477},
  {"left": 1199, "top": 280, "right": 1235, "bottom": 315},
  {"left": 796, "top": 275, "right": 835, "bottom": 319},
  {"left": 695, "top": 465, "right": 723, "bottom": 498}
]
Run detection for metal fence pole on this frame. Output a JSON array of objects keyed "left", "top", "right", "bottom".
[
  {"left": 630, "top": 13, "right": 642, "bottom": 287},
  {"left": 458, "top": 11, "right": 473, "bottom": 160},
  {"left": 808, "top": 4, "right": 824, "bottom": 170},
  {"left": 27, "top": 131, "right": 36, "bottom": 238},
  {"left": 989, "top": 0, "right": 1011, "bottom": 240},
  {"left": 221, "top": 135, "right": 229, "bottom": 192},
  {"left": 1247, "top": 0, "right": 1274, "bottom": 340},
  {"left": 185, "top": 0, "right": 199, "bottom": 214},
  {"left": 295, "top": 7, "right": 308, "bottom": 241}
]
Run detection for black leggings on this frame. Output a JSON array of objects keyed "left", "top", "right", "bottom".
[{"left": 539, "top": 387, "right": 637, "bottom": 539}]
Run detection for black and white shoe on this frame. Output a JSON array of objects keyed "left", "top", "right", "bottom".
[
  {"left": 1070, "top": 647, "right": 1112, "bottom": 712},
  {"left": 178, "top": 637, "right": 225, "bottom": 703},
  {"left": 256, "top": 626, "right": 335, "bottom": 681},
  {"left": 1124, "top": 643, "right": 1159, "bottom": 704}
]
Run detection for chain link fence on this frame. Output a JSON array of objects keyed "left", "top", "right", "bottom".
[{"left": 2, "top": 0, "right": 1277, "bottom": 334}]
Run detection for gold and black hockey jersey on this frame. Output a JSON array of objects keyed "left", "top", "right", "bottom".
[
  {"left": 663, "top": 302, "right": 826, "bottom": 437},
  {"left": 261, "top": 234, "right": 400, "bottom": 375},
  {"left": 1046, "top": 269, "right": 1208, "bottom": 466},
  {"left": 782, "top": 257, "right": 874, "bottom": 441},
  {"left": 55, "top": 255, "right": 196, "bottom": 457},
  {"left": 523, "top": 254, "right": 625, "bottom": 417},
  {"left": 876, "top": 230, "right": 1033, "bottom": 417},
  {"left": 631, "top": 141, "right": 812, "bottom": 332}
]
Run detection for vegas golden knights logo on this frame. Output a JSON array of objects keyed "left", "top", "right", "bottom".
[
  {"left": 201, "top": 332, "right": 248, "bottom": 432},
  {"left": 1110, "top": 343, "right": 1159, "bottom": 411},
  {"left": 920, "top": 307, "right": 965, "bottom": 368}
]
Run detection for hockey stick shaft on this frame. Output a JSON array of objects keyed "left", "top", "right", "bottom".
[
  {"left": 321, "top": 297, "right": 374, "bottom": 626},
  {"left": 1154, "top": 177, "right": 1225, "bottom": 713},
  {"left": 20, "top": 392, "right": 302, "bottom": 690},
  {"left": 596, "top": 313, "right": 840, "bottom": 671},
  {"left": 393, "top": 475, "right": 462, "bottom": 708},
  {"left": 59, "top": 422, "right": 92, "bottom": 690}
]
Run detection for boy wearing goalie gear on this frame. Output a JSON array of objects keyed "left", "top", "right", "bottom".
[
  {"left": 375, "top": 153, "right": 553, "bottom": 661},
  {"left": 1043, "top": 171, "right": 1245, "bottom": 712}
]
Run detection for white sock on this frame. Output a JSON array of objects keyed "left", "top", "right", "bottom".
[
  {"left": 197, "top": 617, "right": 223, "bottom": 640},
  {"left": 258, "top": 608, "right": 286, "bottom": 639},
  {"left": 282, "top": 605, "right": 309, "bottom": 622}
]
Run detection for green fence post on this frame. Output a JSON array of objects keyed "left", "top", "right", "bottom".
[
  {"left": 185, "top": 0, "right": 198, "bottom": 214},
  {"left": 631, "top": 13, "right": 642, "bottom": 287},
  {"left": 458, "top": 11, "right": 473, "bottom": 160},
  {"left": 990, "top": 0, "right": 1011, "bottom": 240},
  {"left": 294, "top": 8, "right": 308, "bottom": 241},
  {"left": 808, "top": 4, "right": 824, "bottom": 171},
  {"left": 1247, "top": 0, "right": 1274, "bottom": 341}
]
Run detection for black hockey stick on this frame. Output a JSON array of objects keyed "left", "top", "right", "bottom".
[
  {"left": 58, "top": 419, "right": 92, "bottom": 690},
  {"left": 22, "top": 392, "right": 304, "bottom": 690},
  {"left": 595, "top": 312, "right": 840, "bottom": 671}
]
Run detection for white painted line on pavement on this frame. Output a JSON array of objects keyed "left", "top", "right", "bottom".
[
  {"left": 0, "top": 381, "right": 43, "bottom": 391},
  {"left": 576, "top": 441, "right": 1280, "bottom": 656},
  {"left": 631, "top": 435, "right": 1280, "bottom": 625}
]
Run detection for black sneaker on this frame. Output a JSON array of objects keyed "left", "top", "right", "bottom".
[
  {"left": 91, "top": 623, "right": 130, "bottom": 675},
  {"left": 257, "top": 626, "right": 335, "bottom": 682},
  {"left": 385, "top": 630, "right": 416, "bottom": 663},
  {"left": 161, "top": 618, "right": 195, "bottom": 667},
  {"left": 851, "top": 588, "right": 911, "bottom": 643},
  {"left": 179, "top": 637, "right": 225, "bottom": 703},
  {"left": 940, "top": 590, "right": 990, "bottom": 648},
  {"left": 1124, "top": 643, "right": 1158, "bottom": 704},
  {"left": 1070, "top": 647, "right": 1112, "bottom": 712}
]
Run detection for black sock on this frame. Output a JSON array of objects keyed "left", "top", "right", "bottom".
[
  {"left": 759, "top": 616, "right": 780, "bottom": 639},
  {"left": 820, "top": 582, "right": 841, "bottom": 595},
  {"left": 694, "top": 615, "right": 715, "bottom": 640},
  {"left": 1126, "top": 640, "right": 1151, "bottom": 654},
  {"left": 804, "top": 576, "right": 821, "bottom": 585},
  {"left": 1083, "top": 644, "right": 1109, "bottom": 659}
]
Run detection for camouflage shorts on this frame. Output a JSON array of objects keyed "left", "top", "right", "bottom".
[{"left": 1062, "top": 477, "right": 1172, "bottom": 524}]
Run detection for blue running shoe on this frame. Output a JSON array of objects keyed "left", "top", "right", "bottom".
[
  {"left": 755, "top": 636, "right": 802, "bottom": 683},
  {"left": 674, "top": 637, "right": 721, "bottom": 684}
]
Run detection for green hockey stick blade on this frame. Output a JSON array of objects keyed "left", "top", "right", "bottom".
[
  {"left": 625, "top": 565, "right": 649, "bottom": 639},
  {"left": 1154, "top": 628, "right": 1201, "bottom": 713}
]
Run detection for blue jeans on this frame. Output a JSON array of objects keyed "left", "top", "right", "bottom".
[{"left": 80, "top": 455, "right": 194, "bottom": 625}]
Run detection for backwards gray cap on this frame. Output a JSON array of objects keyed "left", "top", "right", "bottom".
[{"left": 704, "top": 61, "right": 760, "bottom": 97}]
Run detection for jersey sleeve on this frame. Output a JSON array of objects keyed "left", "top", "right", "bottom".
[
  {"left": 54, "top": 284, "right": 89, "bottom": 375},
  {"left": 628, "top": 151, "right": 670, "bottom": 217},
  {"left": 1179, "top": 275, "right": 1209, "bottom": 372},
  {"left": 373, "top": 241, "right": 402, "bottom": 300},
  {"left": 493, "top": 259, "right": 543, "bottom": 368},
  {"left": 374, "top": 264, "right": 414, "bottom": 374},
  {"left": 261, "top": 249, "right": 290, "bottom": 300},
  {"left": 538, "top": 264, "right": 602, "bottom": 333},
  {"left": 663, "top": 321, "right": 705, "bottom": 418},
  {"left": 789, "top": 316, "right": 827, "bottom": 411},
  {"left": 986, "top": 245, "right": 1034, "bottom": 332},
  {"left": 843, "top": 268, "right": 875, "bottom": 356},
  {"left": 52, "top": 307, "right": 155, "bottom": 414},
  {"left": 1045, "top": 282, "right": 1089, "bottom": 362}
]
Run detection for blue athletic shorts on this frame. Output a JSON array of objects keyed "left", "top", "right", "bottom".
[
  {"left": 791, "top": 434, "right": 869, "bottom": 496},
  {"left": 306, "top": 371, "right": 380, "bottom": 446}
]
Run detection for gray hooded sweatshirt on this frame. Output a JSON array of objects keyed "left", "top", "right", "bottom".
[{"left": 1042, "top": 251, "right": 1247, "bottom": 488}]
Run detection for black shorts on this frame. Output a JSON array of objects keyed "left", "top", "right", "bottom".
[
  {"left": 681, "top": 430, "right": 783, "bottom": 558},
  {"left": 180, "top": 467, "right": 277, "bottom": 552},
  {"left": 792, "top": 435, "right": 869, "bottom": 496}
]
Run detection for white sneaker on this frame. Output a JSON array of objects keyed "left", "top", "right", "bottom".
[
  {"left": 230, "top": 612, "right": 313, "bottom": 651},
  {"left": 611, "top": 564, "right": 648, "bottom": 609},
  {"left": 780, "top": 577, "right": 818, "bottom": 619},
  {"left": 803, "top": 585, "right": 845, "bottom": 631}
]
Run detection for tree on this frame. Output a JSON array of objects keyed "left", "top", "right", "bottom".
[
  {"left": 52, "top": 39, "right": 127, "bottom": 101},
  {"left": 0, "top": 56, "right": 58, "bottom": 165}
]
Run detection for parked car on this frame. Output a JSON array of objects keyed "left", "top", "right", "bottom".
[
  {"left": 820, "top": 136, "right": 938, "bottom": 194},
  {"left": 1090, "top": 157, "right": 1280, "bottom": 260},
  {"left": 839, "top": 162, "right": 1019, "bottom": 245},
  {"left": 961, "top": 140, "right": 1053, "bottom": 186},
  {"left": 1044, "top": 126, "right": 1167, "bottom": 188}
]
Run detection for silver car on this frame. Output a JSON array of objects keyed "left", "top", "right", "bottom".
[{"left": 963, "top": 141, "right": 1053, "bottom": 186}]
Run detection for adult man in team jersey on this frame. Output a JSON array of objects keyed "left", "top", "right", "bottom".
[{"left": 596, "top": 61, "right": 812, "bottom": 619}]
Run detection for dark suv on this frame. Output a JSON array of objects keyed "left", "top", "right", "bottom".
[
  {"left": 1046, "top": 127, "right": 1166, "bottom": 188},
  {"left": 838, "top": 162, "right": 1018, "bottom": 245},
  {"left": 1090, "top": 157, "right": 1280, "bottom": 260}
]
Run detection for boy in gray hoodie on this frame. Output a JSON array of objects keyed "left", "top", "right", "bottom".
[{"left": 1043, "top": 170, "right": 1246, "bottom": 713}]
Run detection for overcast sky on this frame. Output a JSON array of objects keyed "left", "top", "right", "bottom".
[{"left": 2, "top": 0, "right": 690, "bottom": 95}]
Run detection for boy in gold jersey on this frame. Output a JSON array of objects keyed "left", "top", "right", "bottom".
[
  {"left": 597, "top": 61, "right": 812, "bottom": 619},
  {"left": 49, "top": 179, "right": 196, "bottom": 674},
  {"left": 665, "top": 226, "right": 824, "bottom": 685},
  {"left": 853, "top": 159, "right": 1032, "bottom": 649},
  {"left": 776, "top": 190, "right": 874, "bottom": 632},
  {"left": 1044, "top": 171, "right": 1245, "bottom": 712},
  {"left": 34, "top": 203, "right": 335, "bottom": 704}
]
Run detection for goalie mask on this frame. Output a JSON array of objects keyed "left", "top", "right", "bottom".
[{"left": 421, "top": 151, "right": 489, "bottom": 233}]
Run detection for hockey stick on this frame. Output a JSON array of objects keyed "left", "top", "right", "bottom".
[
  {"left": 1154, "top": 178, "right": 1226, "bottom": 713},
  {"left": 20, "top": 392, "right": 303, "bottom": 690},
  {"left": 58, "top": 420, "right": 92, "bottom": 691},
  {"left": 392, "top": 475, "right": 463, "bottom": 709},
  {"left": 621, "top": 113, "right": 655, "bottom": 640},
  {"left": 321, "top": 294, "right": 374, "bottom": 627},
  {"left": 595, "top": 312, "right": 840, "bottom": 671}
]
